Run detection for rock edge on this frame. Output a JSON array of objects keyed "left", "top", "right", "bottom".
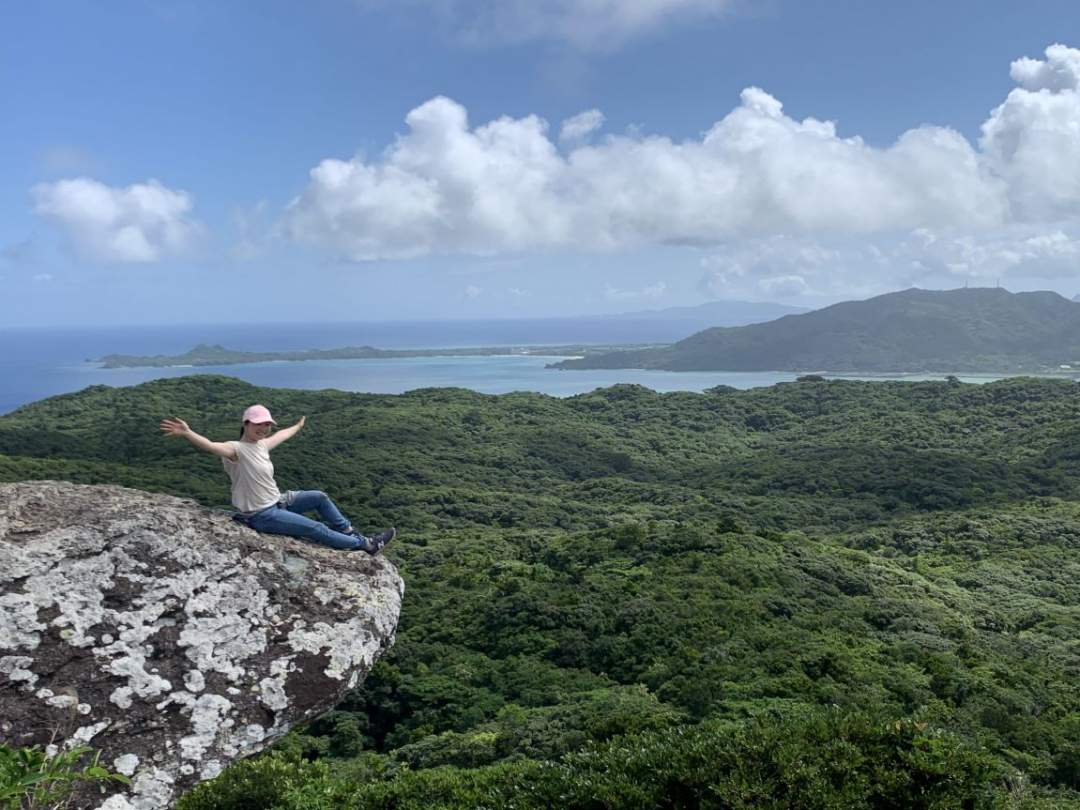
[{"left": 0, "top": 481, "right": 404, "bottom": 809}]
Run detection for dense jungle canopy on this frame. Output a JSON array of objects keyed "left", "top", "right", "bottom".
[{"left": 2, "top": 374, "right": 1079, "bottom": 808}]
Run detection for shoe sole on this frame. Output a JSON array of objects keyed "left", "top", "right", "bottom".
[{"left": 373, "top": 528, "right": 396, "bottom": 554}]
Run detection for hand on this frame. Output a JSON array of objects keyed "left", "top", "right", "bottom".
[
  {"left": 296, "top": 416, "right": 306, "bottom": 429},
  {"left": 160, "top": 417, "right": 191, "bottom": 437}
]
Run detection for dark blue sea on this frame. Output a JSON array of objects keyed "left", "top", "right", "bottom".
[{"left": 0, "top": 319, "right": 1004, "bottom": 416}]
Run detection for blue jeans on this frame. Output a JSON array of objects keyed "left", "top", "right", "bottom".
[{"left": 246, "top": 490, "right": 367, "bottom": 551}]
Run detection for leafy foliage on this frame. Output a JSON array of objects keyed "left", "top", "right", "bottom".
[
  {"left": 178, "top": 709, "right": 1004, "bottom": 810},
  {"left": 4, "top": 373, "right": 1080, "bottom": 806},
  {"left": 176, "top": 753, "right": 329, "bottom": 810},
  {"left": 0, "top": 744, "right": 129, "bottom": 810}
]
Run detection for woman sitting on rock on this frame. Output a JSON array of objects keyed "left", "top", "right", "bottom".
[{"left": 160, "top": 404, "right": 394, "bottom": 554}]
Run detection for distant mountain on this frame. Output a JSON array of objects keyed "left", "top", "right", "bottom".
[
  {"left": 603, "top": 300, "right": 808, "bottom": 326},
  {"left": 394, "top": 300, "right": 810, "bottom": 346},
  {"left": 553, "top": 288, "right": 1080, "bottom": 373}
]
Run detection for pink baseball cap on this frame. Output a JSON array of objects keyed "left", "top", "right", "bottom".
[{"left": 242, "top": 404, "right": 277, "bottom": 425}]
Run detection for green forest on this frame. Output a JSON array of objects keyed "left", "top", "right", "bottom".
[{"left": 2, "top": 374, "right": 1079, "bottom": 808}]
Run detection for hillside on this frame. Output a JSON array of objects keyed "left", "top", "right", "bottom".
[
  {"left": 555, "top": 287, "right": 1080, "bottom": 372},
  {"left": 3, "top": 375, "right": 1080, "bottom": 806}
]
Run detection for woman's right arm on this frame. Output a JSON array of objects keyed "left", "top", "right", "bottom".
[{"left": 159, "top": 417, "right": 238, "bottom": 460}]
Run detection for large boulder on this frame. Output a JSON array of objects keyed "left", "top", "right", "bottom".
[{"left": 0, "top": 481, "right": 404, "bottom": 809}]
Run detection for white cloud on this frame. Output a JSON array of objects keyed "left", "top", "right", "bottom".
[
  {"left": 32, "top": 177, "right": 200, "bottom": 263},
  {"left": 464, "top": 284, "right": 483, "bottom": 298},
  {"left": 559, "top": 109, "right": 605, "bottom": 142},
  {"left": 698, "top": 227, "right": 1080, "bottom": 302},
  {"left": 284, "top": 89, "right": 1009, "bottom": 260},
  {"left": 900, "top": 227, "right": 1080, "bottom": 281},
  {"left": 284, "top": 96, "right": 571, "bottom": 259},
  {"left": 700, "top": 236, "right": 853, "bottom": 300},
  {"left": 361, "top": 0, "right": 735, "bottom": 50},
  {"left": 981, "top": 44, "right": 1080, "bottom": 220},
  {"left": 285, "top": 41, "right": 1080, "bottom": 293},
  {"left": 1009, "top": 43, "right": 1080, "bottom": 92},
  {"left": 604, "top": 280, "right": 667, "bottom": 300},
  {"left": 32, "top": 273, "right": 54, "bottom": 283}
]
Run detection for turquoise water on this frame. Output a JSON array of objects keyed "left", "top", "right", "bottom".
[
  {"left": 68, "top": 355, "right": 807, "bottom": 398},
  {"left": 66, "top": 355, "right": 1009, "bottom": 400},
  {"left": 0, "top": 321, "right": 1025, "bottom": 415}
]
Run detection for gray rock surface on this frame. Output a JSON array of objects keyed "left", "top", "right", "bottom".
[{"left": 0, "top": 481, "right": 404, "bottom": 809}]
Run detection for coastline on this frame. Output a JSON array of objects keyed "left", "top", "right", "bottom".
[{"left": 95, "top": 343, "right": 648, "bottom": 369}]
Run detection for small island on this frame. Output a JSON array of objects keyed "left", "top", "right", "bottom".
[{"left": 97, "top": 342, "right": 662, "bottom": 369}]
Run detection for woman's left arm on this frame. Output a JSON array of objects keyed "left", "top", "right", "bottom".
[{"left": 264, "top": 416, "right": 306, "bottom": 450}]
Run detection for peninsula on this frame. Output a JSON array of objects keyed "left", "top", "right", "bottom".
[{"left": 97, "top": 342, "right": 656, "bottom": 369}]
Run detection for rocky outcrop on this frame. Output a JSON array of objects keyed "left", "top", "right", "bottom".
[{"left": 0, "top": 481, "right": 404, "bottom": 809}]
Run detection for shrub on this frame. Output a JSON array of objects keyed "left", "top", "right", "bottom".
[
  {"left": 0, "top": 744, "right": 128, "bottom": 810},
  {"left": 175, "top": 753, "right": 329, "bottom": 810},
  {"left": 258, "top": 708, "right": 1003, "bottom": 809}
]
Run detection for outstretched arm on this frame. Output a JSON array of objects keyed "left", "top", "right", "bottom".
[
  {"left": 264, "top": 415, "right": 306, "bottom": 451},
  {"left": 160, "top": 417, "right": 237, "bottom": 460}
]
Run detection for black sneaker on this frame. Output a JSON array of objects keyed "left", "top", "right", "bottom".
[{"left": 368, "top": 528, "right": 396, "bottom": 554}]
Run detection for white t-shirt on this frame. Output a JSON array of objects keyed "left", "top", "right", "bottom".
[{"left": 222, "top": 439, "right": 282, "bottom": 513}]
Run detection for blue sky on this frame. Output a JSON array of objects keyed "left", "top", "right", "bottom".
[{"left": 4, "top": 0, "right": 1080, "bottom": 326}]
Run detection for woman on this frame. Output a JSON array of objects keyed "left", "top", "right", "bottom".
[{"left": 160, "top": 404, "right": 395, "bottom": 554}]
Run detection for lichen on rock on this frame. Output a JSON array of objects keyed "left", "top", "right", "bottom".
[{"left": 0, "top": 481, "right": 404, "bottom": 809}]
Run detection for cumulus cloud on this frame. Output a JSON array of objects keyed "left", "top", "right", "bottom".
[
  {"left": 981, "top": 43, "right": 1080, "bottom": 220},
  {"left": 900, "top": 227, "right": 1080, "bottom": 281},
  {"left": 699, "top": 236, "right": 858, "bottom": 300},
  {"left": 285, "top": 41, "right": 1080, "bottom": 294},
  {"left": 1009, "top": 43, "right": 1080, "bottom": 91},
  {"left": 559, "top": 109, "right": 605, "bottom": 143},
  {"left": 32, "top": 178, "right": 200, "bottom": 263},
  {"left": 361, "top": 0, "right": 735, "bottom": 49},
  {"left": 698, "top": 227, "right": 1080, "bottom": 302},
  {"left": 284, "top": 97, "right": 571, "bottom": 259},
  {"left": 284, "top": 89, "right": 1010, "bottom": 260}
]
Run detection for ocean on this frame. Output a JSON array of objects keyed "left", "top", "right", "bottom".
[{"left": 0, "top": 319, "right": 1002, "bottom": 416}]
